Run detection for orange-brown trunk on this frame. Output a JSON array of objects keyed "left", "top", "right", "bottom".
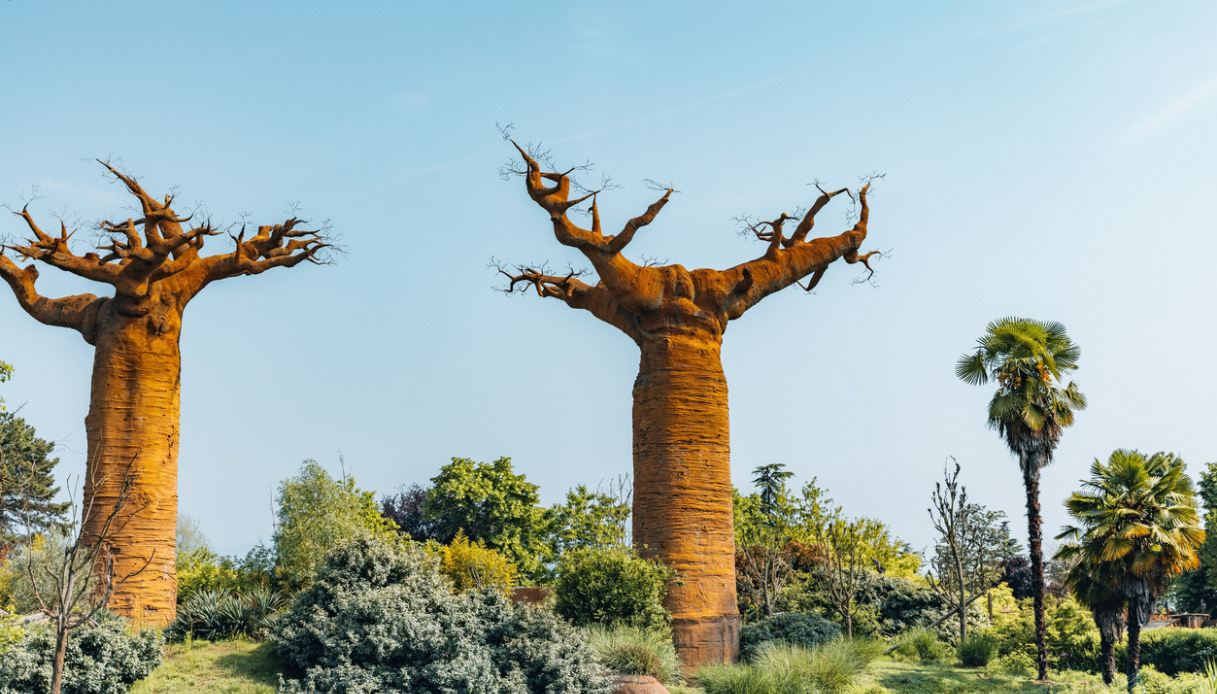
[
  {"left": 83, "top": 313, "right": 180, "bottom": 627},
  {"left": 633, "top": 333, "right": 739, "bottom": 669}
]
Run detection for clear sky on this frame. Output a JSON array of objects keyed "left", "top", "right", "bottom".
[{"left": 2, "top": 1, "right": 1215, "bottom": 559}]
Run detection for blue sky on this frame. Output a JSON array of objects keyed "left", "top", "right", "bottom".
[{"left": 2, "top": 0, "right": 1215, "bottom": 557}]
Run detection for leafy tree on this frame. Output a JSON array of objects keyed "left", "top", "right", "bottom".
[
  {"left": 0, "top": 360, "right": 11, "bottom": 411},
  {"left": 546, "top": 484, "right": 631, "bottom": 557},
  {"left": 380, "top": 483, "right": 441, "bottom": 542},
  {"left": 957, "top": 316, "right": 1086, "bottom": 680},
  {"left": 1056, "top": 450, "right": 1205, "bottom": 693},
  {"left": 1171, "top": 461, "right": 1217, "bottom": 613},
  {"left": 1000, "top": 556, "right": 1036, "bottom": 600},
  {"left": 175, "top": 513, "right": 209, "bottom": 556},
  {"left": 437, "top": 530, "right": 517, "bottom": 593},
  {"left": 0, "top": 411, "right": 69, "bottom": 554},
  {"left": 424, "top": 457, "right": 549, "bottom": 579},
  {"left": 273, "top": 459, "right": 395, "bottom": 589},
  {"left": 737, "top": 463, "right": 798, "bottom": 618},
  {"left": 1062, "top": 561, "right": 1124, "bottom": 685}
]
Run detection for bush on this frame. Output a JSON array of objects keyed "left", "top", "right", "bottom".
[
  {"left": 273, "top": 534, "right": 610, "bottom": 694},
  {"left": 1138, "top": 628, "right": 1217, "bottom": 676},
  {"left": 957, "top": 631, "right": 999, "bottom": 667},
  {"left": 893, "top": 626, "right": 951, "bottom": 662},
  {"left": 739, "top": 612, "right": 840, "bottom": 661},
  {"left": 585, "top": 624, "right": 683, "bottom": 685},
  {"left": 698, "top": 640, "right": 878, "bottom": 694},
  {"left": 273, "top": 460, "right": 397, "bottom": 589},
  {"left": 165, "top": 586, "right": 287, "bottom": 641},
  {"left": 176, "top": 544, "right": 277, "bottom": 604},
  {"left": 436, "top": 530, "right": 517, "bottom": 593},
  {"left": 778, "top": 570, "right": 946, "bottom": 637},
  {"left": 0, "top": 613, "right": 162, "bottom": 694},
  {"left": 553, "top": 547, "right": 673, "bottom": 630},
  {"left": 988, "top": 650, "right": 1035, "bottom": 677}
]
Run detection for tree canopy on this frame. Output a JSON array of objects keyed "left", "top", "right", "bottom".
[{"left": 0, "top": 410, "right": 69, "bottom": 553}]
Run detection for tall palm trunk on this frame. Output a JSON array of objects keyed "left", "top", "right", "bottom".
[
  {"left": 632, "top": 333, "right": 738, "bottom": 669},
  {"left": 82, "top": 310, "right": 182, "bottom": 627},
  {"left": 1021, "top": 459, "right": 1048, "bottom": 681},
  {"left": 1126, "top": 610, "right": 1142, "bottom": 693},
  {"left": 1094, "top": 606, "right": 1123, "bottom": 686}
]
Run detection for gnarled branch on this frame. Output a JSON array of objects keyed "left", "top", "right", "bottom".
[
  {"left": 496, "top": 261, "right": 642, "bottom": 343},
  {"left": 0, "top": 254, "right": 106, "bottom": 343}
]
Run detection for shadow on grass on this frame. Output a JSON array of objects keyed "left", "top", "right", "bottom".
[
  {"left": 875, "top": 663, "right": 1044, "bottom": 693},
  {"left": 212, "top": 641, "right": 294, "bottom": 687}
]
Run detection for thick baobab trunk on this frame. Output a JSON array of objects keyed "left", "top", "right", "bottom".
[
  {"left": 1022, "top": 461, "right": 1048, "bottom": 682},
  {"left": 632, "top": 333, "right": 738, "bottom": 669},
  {"left": 83, "top": 311, "right": 181, "bottom": 627}
]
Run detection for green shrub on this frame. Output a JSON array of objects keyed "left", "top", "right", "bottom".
[
  {"left": 956, "top": 631, "right": 999, "bottom": 667},
  {"left": 893, "top": 626, "right": 951, "bottom": 662},
  {"left": 699, "top": 640, "right": 877, "bottom": 694},
  {"left": 176, "top": 544, "right": 277, "bottom": 604},
  {"left": 1138, "top": 628, "right": 1217, "bottom": 676},
  {"left": 0, "top": 613, "right": 162, "bottom": 694},
  {"left": 436, "top": 530, "right": 517, "bottom": 593},
  {"left": 585, "top": 624, "right": 683, "bottom": 685},
  {"left": 165, "top": 586, "right": 287, "bottom": 641},
  {"left": 739, "top": 612, "right": 840, "bottom": 661},
  {"left": 553, "top": 547, "right": 673, "bottom": 630},
  {"left": 273, "top": 534, "right": 610, "bottom": 694},
  {"left": 988, "top": 650, "right": 1035, "bottom": 677}
]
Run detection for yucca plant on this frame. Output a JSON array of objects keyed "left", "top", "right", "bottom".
[
  {"left": 957, "top": 317, "right": 1085, "bottom": 681},
  {"left": 166, "top": 586, "right": 289, "bottom": 641}
]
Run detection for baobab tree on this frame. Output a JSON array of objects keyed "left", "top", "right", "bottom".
[
  {"left": 500, "top": 141, "right": 880, "bottom": 667},
  {"left": 0, "top": 162, "right": 331, "bottom": 626}
]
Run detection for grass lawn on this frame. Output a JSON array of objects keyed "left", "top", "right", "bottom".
[
  {"left": 859, "top": 659, "right": 1118, "bottom": 693},
  {"left": 128, "top": 638, "right": 283, "bottom": 694},
  {"left": 127, "top": 643, "right": 1131, "bottom": 694}
]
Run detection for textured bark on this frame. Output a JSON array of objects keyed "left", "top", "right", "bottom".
[
  {"left": 502, "top": 142, "right": 879, "bottom": 668},
  {"left": 51, "top": 626, "right": 67, "bottom": 694},
  {"left": 633, "top": 335, "right": 737, "bottom": 668},
  {"left": 1022, "top": 461, "right": 1049, "bottom": 682},
  {"left": 1126, "top": 611, "right": 1142, "bottom": 693},
  {"left": 0, "top": 162, "right": 330, "bottom": 625},
  {"left": 1100, "top": 633, "right": 1114, "bottom": 686},
  {"left": 82, "top": 301, "right": 184, "bottom": 625}
]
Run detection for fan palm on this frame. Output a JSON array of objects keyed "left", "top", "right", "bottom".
[
  {"left": 957, "top": 317, "right": 1086, "bottom": 681},
  {"left": 1056, "top": 450, "right": 1204, "bottom": 694},
  {"left": 1062, "top": 561, "right": 1124, "bottom": 685}
]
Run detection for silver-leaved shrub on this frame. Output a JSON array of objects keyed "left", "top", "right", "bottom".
[{"left": 273, "top": 534, "right": 612, "bottom": 694}]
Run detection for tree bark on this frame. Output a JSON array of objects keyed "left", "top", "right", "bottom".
[
  {"left": 82, "top": 301, "right": 182, "bottom": 627},
  {"left": 51, "top": 623, "right": 67, "bottom": 694},
  {"left": 1022, "top": 461, "right": 1049, "bottom": 681},
  {"left": 1100, "top": 633, "right": 1115, "bottom": 686},
  {"left": 1126, "top": 610, "right": 1142, "bottom": 693},
  {"left": 632, "top": 333, "right": 738, "bottom": 669}
]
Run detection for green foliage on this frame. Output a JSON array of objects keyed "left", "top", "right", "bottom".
[
  {"left": 585, "top": 624, "right": 683, "bottom": 685},
  {"left": 175, "top": 513, "right": 209, "bottom": 556},
  {"left": 546, "top": 484, "right": 631, "bottom": 557},
  {"left": 893, "top": 627, "right": 951, "bottom": 662},
  {"left": 0, "top": 411, "right": 70, "bottom": 553},
  {"left": 739, "top": 612, "right": 841, "bottom": 661},
  {"left": 273, "top": 534, "right": 611, "bottom": 694},
  {"left": 957, "top": 632, "right": 999, "bottom": 667},
  {"left": 425, "top": 456, "right": 551, "bottom": 579},
  {"left": 0, "top": 532, "right": 97, "bottom": 615},
  {"left": 272, "top": 459, "right": 396, "bottom": 589},
  {"left": 0, "top": 612, "right": 162, "bottom": 694},
  {"left": 165, "top": 586, "right": 287, "bottom": 642},
  {"left": 436, "top": 530, "right": 518, "bottom": 593},
  {"left": 988, "top": 650, "right": 1036, "bottom": 677},
  {"left": 1136, "top": 629, "right": 1217, "bottom": 676},
  {"left": 779, "top": 570, "right": 945, "bottom": 638},
  {"left": 699, "top": 641, "right": 878, "bottom": 694},
  {"left": 553, "top": 547, "right": 673, "bottom": 630},
  {"left": 176, "top": 544, "right": 277, "bottom": 604},
  {"left": 0, "top": 361, "right": 11, "bottom": 411}
]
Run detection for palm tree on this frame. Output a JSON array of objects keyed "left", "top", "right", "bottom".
[
  {"left": 956, "top": 317, "right": 1086, "bottom": 681},
  {"left": 1062, "top": 561, "right": 1125, "bottom": 685},
  {"left": 1057, "top": 450, "right": 1205, "bottom": 693}
]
